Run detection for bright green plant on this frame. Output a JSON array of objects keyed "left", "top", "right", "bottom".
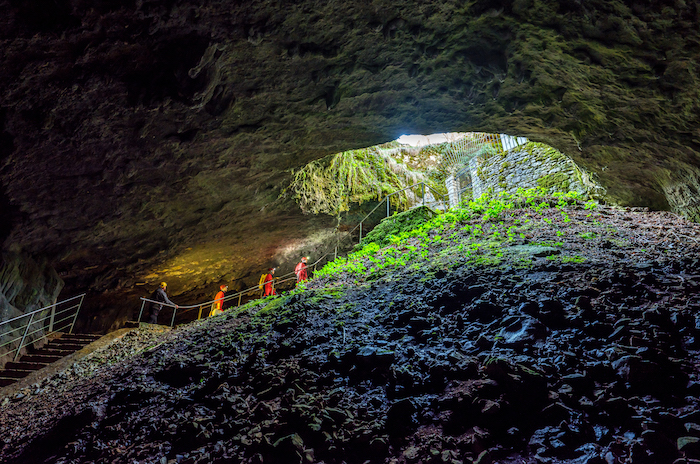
[{"left": 315, "top": 188, "right": 590, "bottom": 282}]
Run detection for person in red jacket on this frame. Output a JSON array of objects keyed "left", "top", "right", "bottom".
[
  {"left": 264, "top": 268, "right": 277, "bottom": 296},
  {"left": 209, "top": 284, "right": 227, "bottom": 316},
  {"left": 295, "top": 256, "right": 309, "bottom": 284}
]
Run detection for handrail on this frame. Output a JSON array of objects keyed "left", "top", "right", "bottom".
[
  {"left": 138, "top": 253, "right": 332, "bottom": 327},
  {"left": 0, "top": 293, "right": 86, "bottom": 362},
  {"left": 138, "top": 181, "right": 448, "bottom": 327},
  {"left": 0, "top": 294, "right": 85, "bottom": 327},
  {"left": 346, "top": 181, "right": 448, "bottom": 242}
]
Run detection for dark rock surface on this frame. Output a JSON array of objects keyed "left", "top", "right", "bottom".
[
  {"left": 1, "top": 0, "right": 700, "bottom": 328},
  {"left": 1, "top": 205, "right": 700, "bottom": 463},
  {"left": 0, "top": 252, "right": 64, "bottom": 364}
]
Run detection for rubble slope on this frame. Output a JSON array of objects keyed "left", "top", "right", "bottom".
[{"left": 1, "top": 194, "right": 700, "bottom": 464}]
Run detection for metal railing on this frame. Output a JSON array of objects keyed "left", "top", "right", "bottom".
[
  {"left": 0, "top": 294, "right": 86, "bottom": 362},
  {"left": 137, "top": 255, "right": 331, "bottom": 327},
  {"left": 137, "top": 181, "right": 448, "bottom": 327},
  {"left": 350, "top": 181, "right": 448, "bottom": 243}
]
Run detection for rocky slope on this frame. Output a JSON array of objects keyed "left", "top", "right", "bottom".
[
  {"left": 1, "top": 197, "right": 700, "bottom": 463},
  {"left": 1, "top": 0, "right": 700, "bottom": 325}
]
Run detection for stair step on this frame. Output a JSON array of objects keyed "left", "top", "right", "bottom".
[
  {"left": 20, "top": 354, "right": 64, "bottom": 364},
  {"left": 59, "top": 333, "right": 101, "bottom": 341},
  {"left": 0, "top": 333, "right": 102, "bottom": 389},
  {"left": 30, "top": 348, "right": 76, "bottom": 356},
  {"left": 46, "top": 342, "right": 88, "bottom": 351},
  {"left": 0, "top": 369, "right": 34, "bottom": 379},
  {"left": 4, "top": 361, "right": 48, "bottom": 371}
]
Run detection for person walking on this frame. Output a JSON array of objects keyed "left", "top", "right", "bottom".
[
  {"left": 147, "top": 282, "right": 178, "bottom": 324},
  {"left": 209, "top": 284, "right": 227, "bottom": 317},
  {"left": 263, "top": 268, "right": 277, "bottom": 296},
  {"left": 294, "top": 256, "right": 309, "bottom": 284}
]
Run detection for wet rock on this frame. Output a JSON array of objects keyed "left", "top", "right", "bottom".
[
  {"left": 536, "top": 298, "right": 568, "bottom": 328},
  {"left": 355, "top": 346, "right": 395, "bottom": 367},
  {"left": 466, "top": 299, "right": 502, "bottom": 323},
  {"left": 574, "top": 443, "right": 606, "bottom": 464},
  {"left": 560, "top": 372, "right": 595, "bottom": 395},
  {"left": 473, "top": 449, "right": 491, "bottom": 464},
  {"left": 634, "top": 429, "right": 678, "bottom": 464},
  {"left": 518, "top": 301, "right": 539, "bottom": 317},
  {"left": 529, "top": 426, "right": 577, "bottom": 459},
  {"left": 612, "top": 356, "right": 658, "bottom": 384},
  {"left": 497, "top": 316, "right": 547, "bottom": 347},
  {"left": 540, "top": 402, "right": 574, "bottom": 425},
  {"left": 271, "top": 433, "right": 305, "bottom": 463},
  {"left": 386, "top": 398, "right": 417, "bottom": 437},
  {"left": 678, "top": 437, "right": 700, "bottom": 458}
]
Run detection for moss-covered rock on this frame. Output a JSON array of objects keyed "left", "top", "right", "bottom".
[{"left": 360, "top": 206, "right": 437, "bottom": 247}]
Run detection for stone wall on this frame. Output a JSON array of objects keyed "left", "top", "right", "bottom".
[{"left": 469, "top": 142, "right": 605, "bottom": 200}]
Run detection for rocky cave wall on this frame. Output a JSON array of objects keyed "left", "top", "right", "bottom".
[
  {"left": 469, "top": 142, "right": 606, "bottom": 199},
  {"left": 0, "top": 252, "right": 64, "bottom": 365},
  {"left": 0, "top": 0, "right": 699, "bottom": 331}
]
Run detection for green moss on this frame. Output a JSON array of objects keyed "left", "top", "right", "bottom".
[
  {"left": 361, "top": 206, "right": 438, "bottom": 247},
  {"left": 537, "top": 172, "right": 570, "bottom": 191},
  {"left": 315, "top": 188, "right": 586, "bottom": 282},
  {"left": 287, "top": 144, "right": 431, "bottom": 217}
]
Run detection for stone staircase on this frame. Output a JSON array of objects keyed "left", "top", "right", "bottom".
[{"left": 0, "top": 333, "right": 102, "bottom": 387}]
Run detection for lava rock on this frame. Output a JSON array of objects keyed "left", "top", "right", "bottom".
[{"left": 497, "top": 316, "right": 547, "bottom": 347}]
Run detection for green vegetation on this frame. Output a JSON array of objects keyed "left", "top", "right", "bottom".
[
  {"left": 200, "top": 188, "right": 605, "bottom": 354},
  {"left": 537, "top": 172, "right": 571, "bottom": 191},
  {"left": 287, "top": 143, "right": 431, "bottom": 217},
  {"left": 360, "top": 206, "right": 437, "bottom": 247},
  {"left": 315, "top": 188, "right": 589, "bottom": 282}
]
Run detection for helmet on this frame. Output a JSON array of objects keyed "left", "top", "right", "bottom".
[
  {"left": 160, "top": 282, "right": 167, "bottom": 288},
  {"left": 220, "top": 284, "right": 227, "bottom": 290}
]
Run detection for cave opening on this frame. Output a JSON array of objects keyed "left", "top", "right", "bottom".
[{"left": 289, "top": 131, "right": 603, "bottom": 223}]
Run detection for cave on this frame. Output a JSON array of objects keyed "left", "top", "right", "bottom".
[{"left": 0, "top": 0, "right": 699, "bottom": 331}]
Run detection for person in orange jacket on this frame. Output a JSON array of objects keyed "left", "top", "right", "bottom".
[
  {"left": 264, "top": 268, "right": 277, "bottom": 296},
  {"left": 209, "top": 284, "right": 227, "bottom": 316},
  {"left": 295, "top": 256, "right": 309, "bottom": 284}
]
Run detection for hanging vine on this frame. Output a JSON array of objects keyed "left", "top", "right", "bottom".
[{"left": 288, "top": 145, "right": 431, "bottom": 217}]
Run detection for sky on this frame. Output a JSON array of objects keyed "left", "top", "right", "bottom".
[{"left": 396, "top": 133, "right": 468, "bottom": 147}]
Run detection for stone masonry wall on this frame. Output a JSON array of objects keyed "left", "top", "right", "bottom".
[{"left": 469, "top": 142, "right": 605, "bottom": 200}]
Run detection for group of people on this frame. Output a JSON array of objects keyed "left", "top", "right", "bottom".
[
  {"left": 145, "top": 257, "right": 311, "bottom": 324},
  {"left": 260, "top": 256, "right": 310, "bottom": 297}
]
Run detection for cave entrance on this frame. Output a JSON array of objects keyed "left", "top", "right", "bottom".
[
  {"left": 287, "top": 131, "right": 603, "bottom": 247},
  {"left": 395, "top": 132, "right": 531, "bottom": 208}
]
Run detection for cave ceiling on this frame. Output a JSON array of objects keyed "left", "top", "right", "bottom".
[{"left": 1, "top": 0, "right": 699, "bottom": 329}]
